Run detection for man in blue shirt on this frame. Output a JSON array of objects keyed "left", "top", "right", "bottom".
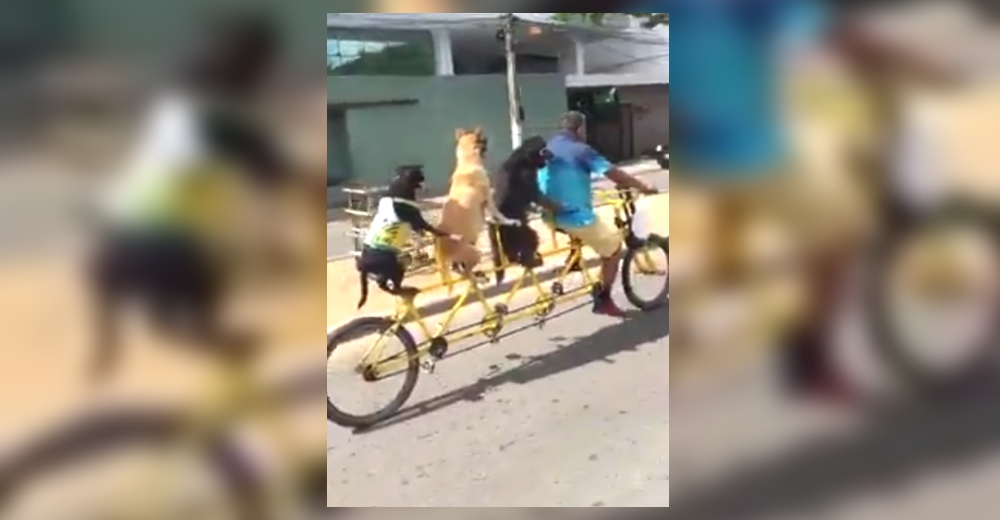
[
  {"left": 626, "top": 0, "right": 962, "bottom": 401},
  {"left": 538, "top": 111, "right": 657, "bottom": 317}
]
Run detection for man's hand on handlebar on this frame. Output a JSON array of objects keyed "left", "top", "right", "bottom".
[
  {"left": 604, "top": 166, "right": 657, "bottom": 196},
  {"left": 616, "top": 183, "right": 657, "bottom": 196}
]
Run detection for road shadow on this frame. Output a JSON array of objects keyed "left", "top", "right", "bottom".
[
  {"left": 353, "top": 302, "right": 669, "bottom": 434},
  {"left": 669, "top": 374, "right": 1000, "bottom": 519}
]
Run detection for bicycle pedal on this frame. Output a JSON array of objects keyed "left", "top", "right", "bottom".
[{"left": 429, "top": 337, "right": 449, "bottom": 359}]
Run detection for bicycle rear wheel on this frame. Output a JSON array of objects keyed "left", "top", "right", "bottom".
[
  {"left": 0, "top": 409, "right": 263, "bottom": 520},
  {"left": 327, "top": 317, "right": 419, "bottom": 429},
  {"left": 621, "top": 235, "right": 669, "bottom": 311}
]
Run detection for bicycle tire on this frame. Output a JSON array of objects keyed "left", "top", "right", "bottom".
[
  {"left": 621, "top": 235, "right": 669, "bottom": 311},
  {"left": 0, "top": 409, "right": 265, "bottom": 520},
  {"left": 327, "top": 316, "right": 419, "bottom": 428},
  {"left": 866, "top": 202, "right": 1000, "bottom": 394}
]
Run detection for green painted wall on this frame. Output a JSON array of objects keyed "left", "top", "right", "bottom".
[
  {"left": 63, "top": 0, "right": 322, "bottom": 72},
  {"left": 328, "top": 74, "right": 566, "bottom": 191}
]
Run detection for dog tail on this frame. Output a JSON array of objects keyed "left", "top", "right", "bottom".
[
  {"left": 488, "top": 224, "right": 506, "bottom": 284},
  {"left": 356, "top": 270, "right": 369, "bottom": 309}
]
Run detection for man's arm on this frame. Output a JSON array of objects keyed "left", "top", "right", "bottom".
[
  {"left": 827, "top": 10, "right": 961, "bottom": 87},
  {"left": 582, "top": 145, "right": 656, "bottom": 194},
  {"left": 822, "top": 7, "right": 967, "bottom": 149}
]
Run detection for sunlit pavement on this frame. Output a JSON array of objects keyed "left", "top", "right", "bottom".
[
  {"left": 326, "top": 282, "right": 670, "bottom": 507},
  {"left": 670, "top": 331, "right": 1000, "bottom": 519}
]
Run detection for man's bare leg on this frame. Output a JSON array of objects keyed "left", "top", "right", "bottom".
[
  {"left": 781, "top": 239, "right": 859, "bottom": 401},
  {"left": 593, "top": 247, "right": 627, "bottom": 317},
  {"left": 601, "top": 248, "right": 625, "bottom": 289}
]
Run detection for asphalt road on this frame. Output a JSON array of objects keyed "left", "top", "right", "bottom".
[
  {"left": 669, "top": 308, "right": 1000, "bottom": 519},
  {"left": 665, "top": 235, "right": 1000, "bottom": 520},
  {"left": 327, "top": 272, "right": 670, "bottom": 506}
]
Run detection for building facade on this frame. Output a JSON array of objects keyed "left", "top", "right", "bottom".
[
  {"left": 327, "top": 13, "right": 668, "bottom": 192},
  {"left": 570, "top": 21, "right": 669, "bottom": 160}
]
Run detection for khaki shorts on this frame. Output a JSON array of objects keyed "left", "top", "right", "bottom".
[
  {"left": 559, "top": 218, "right": 622, "bottom": 259},
  {"left": 674, "top": 155, "right": 870, "bottom": 267}
]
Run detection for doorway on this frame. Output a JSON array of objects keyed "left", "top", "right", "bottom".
[
  {"left": 567, "top": 87, "right": 635, "bottom": 162},
  {"left": 327, "top": 107, "right": 352, "bottom": 186}
]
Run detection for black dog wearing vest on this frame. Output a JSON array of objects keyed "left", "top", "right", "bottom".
[
  {"left": 356, "top": 165, "right": 448, "bottom": 308},
  {"left": 489, "top": 135, "right": 559, "bottom": 283}
]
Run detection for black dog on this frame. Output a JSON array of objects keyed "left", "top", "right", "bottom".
[
  {"left": 356, "top": 165, "right": 449, "bottom": 308},
  {"left": 489, "top": 135, "right": 560, "bottom": 283}
]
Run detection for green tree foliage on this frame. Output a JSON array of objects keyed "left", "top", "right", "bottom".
[{"left": 551, "top": 13, "right": 668, "bottom": 28}]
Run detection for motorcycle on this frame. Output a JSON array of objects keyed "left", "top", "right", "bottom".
[{"left": 641, "top": 144, "right": 669, "bottom": 169}]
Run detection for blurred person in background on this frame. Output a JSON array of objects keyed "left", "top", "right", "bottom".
[
  {"left": 659, "top": 0, "right": 963, "bottom": 402},
  {"left": 89, "top": 11, "right": 305, "bottom": 378}
]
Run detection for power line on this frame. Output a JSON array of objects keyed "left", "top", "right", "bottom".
[
  {"left": 588, "top": 52, "right": 670, "bottom": 73},
  {"left": 586, "top": 37, "right": 667, "bottom": 62}
]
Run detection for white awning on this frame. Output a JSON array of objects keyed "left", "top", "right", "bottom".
[{"left": 326, "top": 13, "right": 665, "bottom": 44}]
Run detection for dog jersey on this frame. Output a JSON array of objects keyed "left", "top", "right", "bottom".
[
  {"left": 101, "top": 91, "right": 286, "bottom": 238},
  {"left": 364, "top": 197, "right": 437, "bottom": 251}
]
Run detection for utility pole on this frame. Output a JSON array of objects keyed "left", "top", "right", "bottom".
[{"left": 501, "top": 13, "right": 522, "bottom": 147}]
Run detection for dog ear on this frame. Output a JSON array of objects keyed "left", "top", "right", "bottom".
[
  {"left": 455, "top": 128, "right": 469, "bottom": 139},
  {"left": 472, "top": 127, "right": 485, "bottom": 138}
]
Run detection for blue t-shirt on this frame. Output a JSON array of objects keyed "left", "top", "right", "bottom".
[
  {"left": 537, "top": 131, "right": 613, "bottom": 228},
  {"left": 628, "top": 0, "right": 829, "bottom": 176}
]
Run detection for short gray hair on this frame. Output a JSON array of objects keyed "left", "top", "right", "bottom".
[{"left": 559, "top": 111, "right": 586, "bottom": 132}]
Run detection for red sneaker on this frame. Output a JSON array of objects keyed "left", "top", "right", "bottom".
[
  {"left": 781, "top": 332, "right": 858, "bottom": 407},
  {"left": 799, "top": 369, "right": 857, "bottom": 407},
  {"left": 592, "top": 298, "right": 627, "bottom": 317}
]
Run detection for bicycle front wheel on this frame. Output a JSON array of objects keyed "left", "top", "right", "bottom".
[
  {"left": 867, "top": 202, "right": 1000, "bottom": 394},
  {"left": 621, "top": 235, "right": 669, "bottom": 311},
  {"left": 327, "top": 317, "right": 420, "bottom": 429}
]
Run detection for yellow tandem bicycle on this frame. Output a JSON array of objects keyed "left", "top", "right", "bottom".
[{"left": 327, "top": 187, "right": 669, "bottom": 429}]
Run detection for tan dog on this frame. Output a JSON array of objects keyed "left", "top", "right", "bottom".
[{"left": 437, "top": 128, "right": 518, "bottom": 288}]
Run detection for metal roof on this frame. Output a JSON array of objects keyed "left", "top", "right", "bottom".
[{"left": 326, "top": 13, "right": 666, "bottom": 44}]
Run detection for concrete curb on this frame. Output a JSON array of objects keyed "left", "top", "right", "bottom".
[
  {"left": 327, "top": 253, "right": 353, "bottom": 262},
  {"left": 327, "top": 256, "right": 602, "bottom": 333}
]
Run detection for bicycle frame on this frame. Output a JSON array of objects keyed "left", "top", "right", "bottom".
[
  {"left": 357, "top": 237, "right": 597, "bottom": 378},
  {"left": 112, "top": 336, "right": 320, "bottom": 520},
  {"left": 355, "top": 189, "right": 653, "bottom": 378}
]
